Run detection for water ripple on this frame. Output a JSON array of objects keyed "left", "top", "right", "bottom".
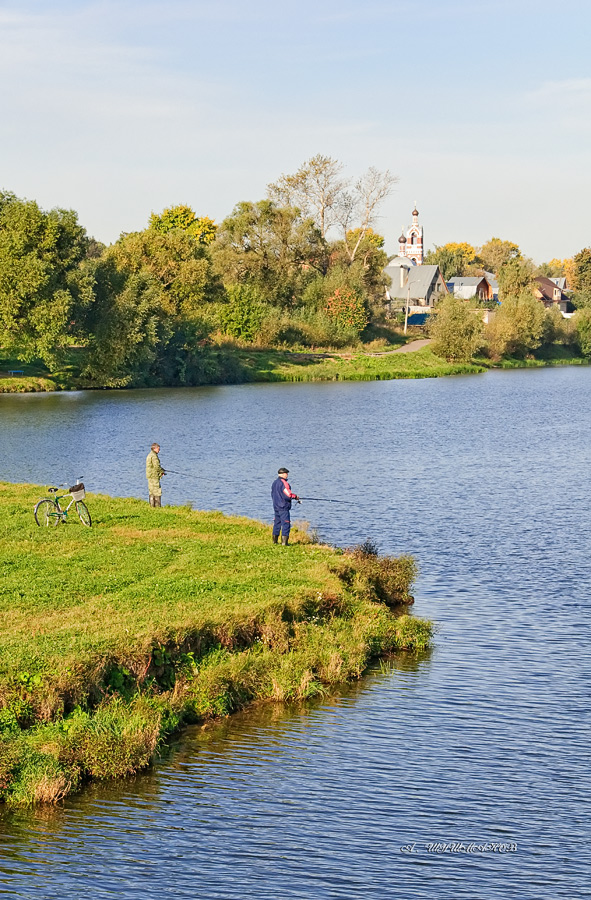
[{"left": 1, "top": 368, "right": 590, "bottom": 898}]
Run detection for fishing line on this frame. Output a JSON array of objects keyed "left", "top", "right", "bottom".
[{"left": 297, "top": 497, "right": 353, "bottom": 504}]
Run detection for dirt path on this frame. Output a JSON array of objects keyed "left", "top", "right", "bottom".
[
  {"left": 280, "top": 338, "right": 432, "bottom": 362},
  {"left": 359, "top": 338, "right": 432, "bottom": 358},
  {"left": 389, "top": 338, "right": 431, "bottom": 354}
]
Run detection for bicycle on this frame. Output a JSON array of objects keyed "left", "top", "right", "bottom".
[{"left": 34, "top": 480, "right": 92, "bottom": 527}]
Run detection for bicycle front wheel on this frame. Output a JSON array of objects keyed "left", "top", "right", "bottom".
[
  {"left": 76, "top": 501, "right": 92, "bottom": 527},
  {"left": 34, "top": 499, "right": 60, "bottom": 527}
]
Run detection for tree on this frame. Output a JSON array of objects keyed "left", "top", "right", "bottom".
[
  {"left": 149, "top": 204, "right": 217, "bottom": 245},
  {"left": 80, "top": 252, "right": 218, "bottom": 388},
  {"left": 570, "top": 248, "right": 591, "bottom": 309},
  {"left": 80, "top": 260, "right": 165, "bottom": 386},
  {"left": 107, "top": 225, "right": 222, "bottom": 317},
  {"left": 497, "top": 257, "right": 536, "bottom": 300},
  {"left": 478, "top": 237, "right": 521, "bottom": 275},
  {"left": 536, "top": 257, "right": 571, "bottom": 279},
  {"left": 573, "top": 308, "right": 591, "bottom": 357},
  {"left": 211, "top": 200, "right": 325, "bottom": 306},
  {"left": 268, "top": 155, "right": 348, "bottom": 240},
  {"left": 218, "top": 283, "right": 268, "bottom": 342},
  {"left": 429, "top": 296, "right": 484, "bottom": 361},
  {"left": 324, "top": 287, "right": 369, "bottom": 333},
  {"left": 337, "top": 167, "right": 399, "bottom": 263},
  {"left": 268, "top": 156, "right": 397, "bottom": 256},
  {"left": 79, "top": 213, "right": 223, "bottom": 386},
  {"left": 0, "top": 191, "right": 92, "bottom": 366},
  {"left": 423, "top": 242, "right": 478, "bottom": 280},
  {"left": 485, "top": 291, "right": 546, "bottom": 358},
  {"left": 328, "top": 228, "right": 390, "bottom": 317}
]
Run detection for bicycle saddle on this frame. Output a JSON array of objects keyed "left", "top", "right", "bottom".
[{"left": 48, "top": 487, "right": 58, "bottom": 493}]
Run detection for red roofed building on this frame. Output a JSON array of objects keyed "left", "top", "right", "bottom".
[{"left": 534, "top": 277, "right": 572, "bottom": 314}]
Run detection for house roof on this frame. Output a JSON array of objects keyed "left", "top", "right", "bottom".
[
  {"left": 484, "top": 271, "right": 499, "bottom": 291},
  {"left": 550, "top": 277, "right": 568, "bottom": 290},
  {"left": 447, "top": 277, "right": 488, "bottom": 287},
  {"left": 387, "top": 264, "right": 441, "bottom": 300},
  {"left": 535, "top": 276, "right": 568, "bottom": 304},
  {"left": 386, "top": 256, "right": 414, "bottom": 268}
]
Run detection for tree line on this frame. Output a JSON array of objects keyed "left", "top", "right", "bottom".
[
  {"left": 2, "top": 159, "right": 591, "bottom": 385},
  {"left": 0, "top": 156, "right": 397, "bottom": 387}
]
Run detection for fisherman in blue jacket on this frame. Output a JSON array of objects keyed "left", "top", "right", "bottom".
[{"left": 271, "top": 467, "right": 299, "bottom": 545}]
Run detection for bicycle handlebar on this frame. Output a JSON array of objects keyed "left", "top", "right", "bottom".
[{"left": 47, "top": 477, "right": 84, "bottom": 489}]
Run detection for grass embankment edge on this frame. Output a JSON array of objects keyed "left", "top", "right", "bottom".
[
  {"left": 0, "top": 485, "right": 432, "bottom": 805},
  {"left": 1, "top": 344, "right": 486, "bottom": 392},
  {"left": 2, "top": 342, "right": 589, "bottom": 394}
]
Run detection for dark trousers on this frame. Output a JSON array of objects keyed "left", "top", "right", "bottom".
[{"left": 272, "top": 508, "right": 290, "bottom": 538}]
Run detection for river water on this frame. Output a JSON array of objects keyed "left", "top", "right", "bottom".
[{"left": 0, "top": 368, "right": 590, "bottom": 899}]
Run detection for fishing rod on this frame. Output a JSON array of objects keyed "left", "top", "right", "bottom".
[
  {"left": 164, "top": 469, "right": 200, "bottom": 479},
  {"left": 164, "top": 469, "right": 218, "bottom": 483},
  {"left": 297, "top": 497, "right": 352, "bottom": 504},
  {"left": 166, "top": 472, "right": 351, "bottom": 502}
]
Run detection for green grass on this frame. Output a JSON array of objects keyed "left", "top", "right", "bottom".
[
  {"left": 0, "top": 354, "right": 60, "bottom": 393},
  {"left": 0, "top": 482, "right": 431, "bottom": 804},
  {"left": 0, "top": 349, "right": 85, "bottom": 392},
  {"left": 1, "top": 341, "right": 588, "bottom": 393},
  {"left": 232, "top": 346, "right": 487, "bottom": 381},
  {"left": 494, "top": 345, "right": 589, "bottom": 369},
  {"left": 0, "top": 343, "right": 485, "bottom": 392}
]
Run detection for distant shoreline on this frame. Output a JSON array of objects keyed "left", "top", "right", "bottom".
[{"left": 0, "top": 343, "right": 587, "bottom": 395}]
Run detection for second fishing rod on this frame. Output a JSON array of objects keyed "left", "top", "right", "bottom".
[{"left": 166, "top": 471, "right": 351, "bottom": 503}]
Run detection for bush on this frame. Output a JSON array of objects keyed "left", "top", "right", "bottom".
[
  {"left": 325, "top": 287, "right": 370, "bottom": 333},
  {"left": 573, "top": 308, "right": 591, "bottom": 358},
  {"left": 345, "top": 547, "right": 418, "bottom": 607},
  {"left": 543, "top": 305, "right": 575, "bottom": 347},
  {"left": 485, "top": 291, "right": 546, "bottom": 359},
  {"left": 256, "top": 306, "right": 359, "bottom": 349},
  {"left": 219, "top": 284, "right": 268, "bottom": 342},
  {"left": 429, "top": 296, "right": 484, "bottom": 361}
]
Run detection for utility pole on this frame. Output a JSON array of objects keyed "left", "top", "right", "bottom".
[{"left": 404, "top": 283, "right": 410, "bottom": 335}]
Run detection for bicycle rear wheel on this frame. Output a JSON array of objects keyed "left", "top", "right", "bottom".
[
  {"left": 34, "top": 499, "right": 60, "bottom": 527},
  {"left": 76, "top": 501, "right": 92, "bottom": 527}
]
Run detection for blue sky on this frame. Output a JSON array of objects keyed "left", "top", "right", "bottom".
[{"left": 0, "top": 0, "right": 589, "bottom": 261}]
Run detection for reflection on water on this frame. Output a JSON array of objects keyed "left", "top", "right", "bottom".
[{"left": 1, "top": 368, "right": 590, "bottom": 898}]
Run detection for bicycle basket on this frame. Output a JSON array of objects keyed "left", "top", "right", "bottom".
[{"left": 69, "top": 483, "right": 86, "bottom": 500}]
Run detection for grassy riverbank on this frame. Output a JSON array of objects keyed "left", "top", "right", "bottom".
[
  {"left": 492, "top": 345, "right": 588, "bottom": 369},
  {"left": 2, "top": 341, "right": 588, "bottom": 394},
  {"left": 231, "top": 345, "right": 486, "bottom": 381},
  {"left": 0, "top": 343, "right": 486, "bottom": 392},
  {"left": 0, "top": 482, "right": 431, "bottom": 805}
]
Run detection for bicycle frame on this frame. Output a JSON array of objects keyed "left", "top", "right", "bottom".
[{"left": 53, "top": 493, "right": 77, "bottom": 521}]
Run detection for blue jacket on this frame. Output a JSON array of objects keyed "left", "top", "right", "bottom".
[{"left": 272, "top": 476, "right": 293, "bottom": 511}]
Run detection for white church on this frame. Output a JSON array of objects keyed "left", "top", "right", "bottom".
[
  {"left": 397, "top": 205, "right": 424, "bottom": 265},
  {"left": 384, "top": 206, "right": 448, "bottom": 312}
]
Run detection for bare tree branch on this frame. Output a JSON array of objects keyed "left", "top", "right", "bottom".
[
  {"left": 268, "top": 154, "right": 349, "bottom": 239},
  {"left": 338, "top": 168, "right": 399, "bottom": 262}
]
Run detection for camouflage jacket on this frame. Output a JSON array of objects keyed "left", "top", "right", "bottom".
[{"left": 146, "top": 450, "right": 164, "bottom": 482}]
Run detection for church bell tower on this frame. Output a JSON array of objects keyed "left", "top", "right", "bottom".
[{"left": 398, "top": 205, "right": 423, "bottom": 265}]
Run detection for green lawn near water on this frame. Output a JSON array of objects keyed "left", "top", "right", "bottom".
[
  {"left": 0, "top": 482, "right": 431, "bottom": 804},
  {"left": 232, "top": 346, "right": 486, "bottom": 381},
  {"left": 0, "top": 483, "right": 345, "bottom": 677}
]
